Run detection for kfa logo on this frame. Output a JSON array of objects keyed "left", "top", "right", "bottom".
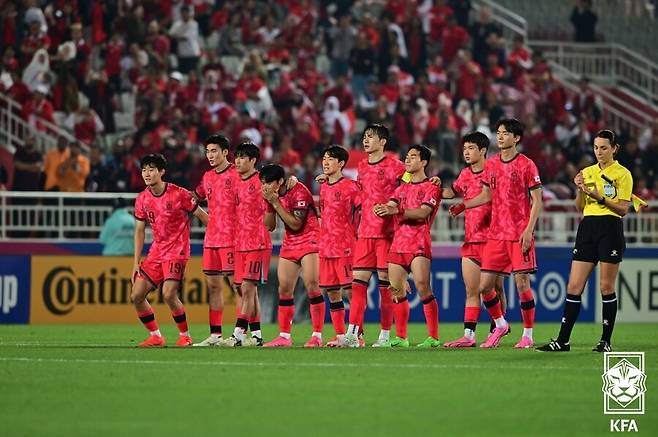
[
  {"left": 0, "top": 275, "right": 18, "bottom": 314},
  {"left": 602, "top": 352, "right": 646, "bottom": 414}
]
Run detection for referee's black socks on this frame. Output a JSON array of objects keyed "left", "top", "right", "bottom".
[
  {"left": 557, "top": 294, "right": 582, "bottom": 344},
  {"left": 601, "top": 293, "right": 618, "bottom": 343}
]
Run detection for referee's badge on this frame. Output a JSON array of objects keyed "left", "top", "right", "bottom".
[{"left": 603, "top": 182, "right": 615, "bottom": 198}]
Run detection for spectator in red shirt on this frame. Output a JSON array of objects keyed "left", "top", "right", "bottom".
[
  {"left": 455, "top": 50, "right": 482, "bottom": 102},
  {"left": 22, "top": 84, "right": 55, "bottom": 132},
  {"left": 20, "top": 19, "right": 50, "bottom": 66},
  {"left": 508, "top": 35, "right": 532, "bottom": 85},
  {"left": 441, "top": 15, "right": 469, "bottom": 64},
  {"left": 323, "top": 75, "right": 354, "bottom": 112}
]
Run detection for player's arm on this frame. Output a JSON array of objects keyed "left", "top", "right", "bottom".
[
  {"left": 132, "top": 219, "right": 146, "bottom": 284},
  {"left": 193, "top": 206, "right": 209, "bottom": 225},
  {"left": 450, "top": 185, "right": 490, "bottom": 216},
  {"left": 520, "top": 187, "right": 543, "bottom": 253},
  {"left": 271, "top": 200, "right": 305, "bottom": 231},
  {"left": 402, "top": 204, "right": 433, "bottom": 220},
  {"left": 442, "top": 187, "right": 456, "bottom": 199},
  {"left": 264, "top": 209, "right": 277, "bottom": 231}
]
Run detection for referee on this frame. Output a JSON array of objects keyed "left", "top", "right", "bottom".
[{"left": 538, "top": 130, "right": 632, "bottom": 352}]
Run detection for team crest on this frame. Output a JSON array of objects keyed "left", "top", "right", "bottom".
[
  {"left": 225, "top": 179, "right": 232, "bottom": 187},
  {"left": 378, "top": 169, "right": 385, "bottom": 177},
  {"left": 602, "top": 352, "right": 646, "bottom": 414},
  {"left": 166, "top": 201, "right": 173, "bottom": 210},
  {"left": 248, "top": 184, "right": 255, "bottom": 193},
  {"left": 334, "top": 191, "right": 342, "bottom": 200}
]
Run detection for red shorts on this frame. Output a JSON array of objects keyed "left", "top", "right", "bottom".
[
  {"left": 353, "top": 238, "right": 391, "bottom": 271},
  {"left": 234, "top": 249, "right": 271, "bottom": 285},
  {"left": 319, "top": 256, "right": 353, "bottom": 290},
  {"left": 461, "top": 242, "right": 486, "bottom": 265},
  {"left": 138, "top": 257, "right": 187, "bottom": 287},
  {"left": 202, "top": 247, "right": 235, "bottom": 275},
  {"left": 387, "top": 252, "right": 430, "bottom": 272},
  {"left": 481, "top": 239, "right": 537, "bottom": 275},
  {"left": 279, "top": 246, "right": 318, "bottom": 264}
]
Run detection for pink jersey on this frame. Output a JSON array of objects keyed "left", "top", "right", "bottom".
[
  {"left": 389, "top": 179, "right": 441, "bottom": 254},
  {"left": 278, "top": 182, "right": 320, "bottom": 250},
  {"left": 452, "top": 165, "right": 491, "bottom": 243},
  {"left": 357, "top": 156, "right": 406, "bottom": 239},
  {"left": 319, "top": 177, "right": 359, "bottom": 258},
  {"left": 195, "top": 164, "right": 239, "bottom": 248},
  {"left": 482, "top": 153, "right": 542, "bottom": 241},
  {"left": 235, "top": 172, "right": 272, "bottom": 252},
  {"left": 134, "top": 183, "right": 198, "bottom": 261}
]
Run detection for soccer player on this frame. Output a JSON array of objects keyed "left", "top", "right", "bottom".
[
  {"left": 342, "top": 123, "right": 406, "bottom": 348},
  {"left": 130, "top": 153, "right": 208, "bottom": 347},
  {"left": 538, "top": 130, "right": 632, "bottom": 352},
  {"left": 221, "top": 142, "right": 272, "bottom": 347},
  {"left": 192, "top": 135, "right": 243, "bottom": 346},
  {"left": 373, "top": 144, "right": 441, "bottom": 347},
  {"left": 260, "top": 164, "right": 325, "bottom": 347},
  {"left": 453, "top": 118, "right": 543, "bottom": 348},
  {"left": 318, "top": 146, "right": 359, "bottom": 346},
  {"left": 443, "top": 132, "right": 506, "bottom": 347}
]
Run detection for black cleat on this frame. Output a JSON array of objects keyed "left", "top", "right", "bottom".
[
  {"left": 536, "top": 339, "right": 570, "bottom": 352},
  {"left": 592, "top": 340, "right": 612, "bottom": 352}
]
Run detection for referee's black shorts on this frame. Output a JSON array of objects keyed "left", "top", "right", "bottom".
[{"left": 572, "top": 216, "right": 626, "bottom": 264}]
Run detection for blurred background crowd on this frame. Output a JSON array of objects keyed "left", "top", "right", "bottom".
[{"left": 1, "top": 0, "right": 657, "bottom": 203}]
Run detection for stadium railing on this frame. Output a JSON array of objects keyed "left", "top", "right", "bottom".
[{"left": 2, "top": 191, "right": 657, "bottom": 245}]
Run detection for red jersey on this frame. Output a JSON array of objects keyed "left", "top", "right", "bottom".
[
  {"left": 195, "top": 164, "right": 239, "bottom": 248},
  {"left": 278, "top": 182, "right": 319, "bottom": 250},
  {"left": 235, "top": 172, "right": 272, "bottom": 252},
  {"left": 482, "top": 153, "right": 542, "bottom": 241},
  {"left": 452, "top": 165, "right": 491, "bottom": 243},
  {"left": 319, "top": 177, "right": 359, "bottom": 258},
  {"left": 357, "top": 156, "right": 406, "bottom": 239},
  {"left": 134, "top": 183, "right": 198, "bottom": 261},
  {"left": 389, "top": 179, "right": 441, "bottom": 254}
]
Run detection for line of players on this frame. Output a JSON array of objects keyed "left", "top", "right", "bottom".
[{"left": 130, "top": 119, "right": 542, "bottom": 349}]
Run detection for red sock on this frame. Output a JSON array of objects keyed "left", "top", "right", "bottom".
[
  {"left": 349, "top": 280, "right": 368, "bottom": 327},
  {"left": 464, "top": 306, "right": 481, "bottom": 330},
  {"left": 422, "top": 295, "right": 439, "bottom": 339},
  {"left": 137, "top": 309, "right": 159, "bottom": 332},
  {"left": 482, "top": 290, "right": 503, "bottom": 320},
  {"left": 329, "top": 301, "right": 346, "bottom": 335},
  {"left": 519, "top": 289, "right": 536, "bottom": 328},
  {"left": 309, "top": 290, "right": 326, "bottom": 333},
  {"left": 379, "top": 283, "right": 393, "bottom": 330},
  {"left": 171, "top": 307, "right": 188, "bottom": 334},
  {"left": 209, "top": 309, "right": 223, "bottom": 335},
  {"left": 392, "top": 295, "right": 409, "bottom": 339},
  {"left": 278, "top": 297, "right": 295, "bottom": 334}
]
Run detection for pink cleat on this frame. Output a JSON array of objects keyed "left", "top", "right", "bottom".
[
  {"left": 263, "top": 335, "right": 293, "bottom": 347},
  {"left": 443, "top": 336, "right": 476, "bottom": 348},
  {"left": 480, "top": 324, "right": 510, "bottom": 348},
  {"left": 514, "top": 336, "right": 534, "bottom": 349},
  {"left": 326, "top": 336, "right": 344, "bottom": 347},
  {"left": 304, "top": 336, "right": 324, "bottom": 348}
]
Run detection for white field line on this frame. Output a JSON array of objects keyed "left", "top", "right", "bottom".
[{"left": 0, "top": 356, "right": 599, "bottom": 371}]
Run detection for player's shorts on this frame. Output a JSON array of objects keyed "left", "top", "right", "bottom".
[
  {"left": 319, "top": 256, "right": 353, "bottom": 290},
  {"left": 481, "top": 239, "right": 537, "bottom": 276},
  {"left": 138, "top": 257, "right": 187, "bottom": 287},
  {"left": 461, "top": 242, "right": 486, "bottom": 265},
  {"left": 353, "top": 238, "right": 391, "bottom": 271},
  {"left": 387, "top": 252, "right": 431, "bottom": 272},
  {"left": 573, "top": 216, "right": 625, "bottom": 264},
  {"left": 279, "top": 246, "right": 318, "bottom": 264},
  {"left": 234, "top": 249, "right": 272, "bottom": 285},
  {"left": 202, "top": 247, "right": 235, "bottom": 275}
]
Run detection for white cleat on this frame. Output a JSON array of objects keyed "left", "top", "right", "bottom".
[
  {"left": 219, "top": 335, "right": 242, "bottom": 347},
  {"left": 193, "top": 335, "right": 223, "bottom": 347},
  {"left": 340, "top": 333, "right": 360, "bottom": 348},
  {"left": 242, "top": 336, "right": 264, "bottom": 347},
  {"left": 371, "top": 337, "right": 390, "bottom": 348}
]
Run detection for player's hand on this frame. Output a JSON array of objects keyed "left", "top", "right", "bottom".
[
  {"left": 286, "top": 176, "right": 298, "bottom": 190},
  {"left": 520, "top": 229, "right": 533, "bottom": 253},
  {"left": 429, "top": 176, "right": 442, "bottom": 187},
  {"left": 449, "top": 202, "right": 466, "bottom": 217},
  {"left": 261, "top": 185, "right": 278, "bottom": 203},
  {"left": 131, "top": 264, "right": 140, "bottom": 285},
  {"left": 315, "top": 174, "right": 328, "bottom": 184},
  {"left": 391, "top": 282, "right": 411, "bottom": 303},
  {"left": 373, "top": 203, "right": 396, "bottom": 217}
]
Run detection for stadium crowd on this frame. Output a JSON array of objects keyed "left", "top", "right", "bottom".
[{"left": 1, "top": 0, "right": 658, "bottom": 202}]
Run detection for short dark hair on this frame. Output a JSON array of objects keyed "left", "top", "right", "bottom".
[
  {"left": 322, "top": 145, "right": 349, "bottom": 165},
  {"left": 494, "top": 118, "right": 525, "bottom": 139},
  {"left": 234, "top": 142, "right": 260, "bottom": 162},
  {"left": 408, "top": 144, "right": 432, "bottom": 166},
  {"left": 595, "top": 129, "right": 617, "bottom": 146},
  {"left": 204, "top": 134, "right": 230, "bottom": 151},
  {"left": 140, "top": 153, "right": 167, "bottom": 170},
  {"left": 259, "top": 164, "right": 285, "bottom": 183},
  {"left": 462, "top": 131, "right": 490, "bottom": 151},
  {"left": 363, "top": 123, "right": 389, "bottom": 141}
]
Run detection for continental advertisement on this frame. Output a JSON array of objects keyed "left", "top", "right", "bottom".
[{"left": 29, "top": 256, "right": 236, "bottom": 324}]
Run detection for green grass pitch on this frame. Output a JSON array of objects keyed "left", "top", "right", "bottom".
[{"left": 1, "top": 323, "right": 656, "bottom": 437}]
